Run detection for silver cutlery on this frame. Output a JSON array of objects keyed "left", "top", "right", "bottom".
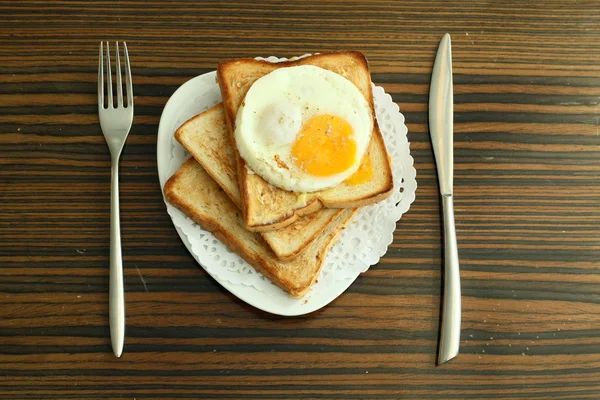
[
  {"left": 98, "top": 41, "right": 133, "bottom": 358},
  {"left": 429, "top": 33, "right": 461, "bottom": 364}
]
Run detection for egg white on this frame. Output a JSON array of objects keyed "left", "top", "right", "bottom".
[{"left": 234, "top": 65, "right": 373, "bottom": 192}]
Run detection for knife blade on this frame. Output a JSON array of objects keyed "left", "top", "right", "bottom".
[{"left": 429, "top": 33, "right": 461, "bottom": 365}]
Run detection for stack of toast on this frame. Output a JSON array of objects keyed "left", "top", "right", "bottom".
[{"left": 164, "top": 51, "right": 394, "bottom": 298}]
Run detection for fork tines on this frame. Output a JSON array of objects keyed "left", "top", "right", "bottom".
[{"left": 98, "top": 41, "right": 133, "bottom": 109}]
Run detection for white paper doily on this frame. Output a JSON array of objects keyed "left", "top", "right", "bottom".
[{"left": 157, "top": 56, "right": 416, "bottom": 314}]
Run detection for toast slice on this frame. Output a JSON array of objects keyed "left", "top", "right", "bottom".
[
  {"left": 217, "top": 51, "right": 393, "bottom": 232},
  {"left": 164, "top": 158, "right": 356, "bottom": 298},
  {"left": 175, "top": 104, "right": 342, "bottom": 261}
]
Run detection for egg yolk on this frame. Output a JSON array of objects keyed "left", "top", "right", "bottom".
[
  {"left": 344, "top": 155, "right": 372, "bottom": 185},
  {"left": 291, "top": 115, "right": 356, "bottom": 177}
]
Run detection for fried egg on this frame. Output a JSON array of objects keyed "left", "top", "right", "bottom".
[{"left": 234, "top": 65, "right": 373, "bottom": 192}]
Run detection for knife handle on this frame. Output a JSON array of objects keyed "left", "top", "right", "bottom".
[{"left": 438, "top": 194, "right": 461, "bottom": 364}]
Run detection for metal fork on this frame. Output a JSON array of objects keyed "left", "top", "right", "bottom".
[{"left": 98, "top": 41, "right": 133, "bottom": 358}]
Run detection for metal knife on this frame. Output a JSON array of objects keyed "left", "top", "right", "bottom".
[{"left": 429, "top": 33, "right": 461, "bottom": 365}]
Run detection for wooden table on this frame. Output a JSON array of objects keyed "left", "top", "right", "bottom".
[{"left": 2, "top": 1, "right": 599, "bottom": 399}]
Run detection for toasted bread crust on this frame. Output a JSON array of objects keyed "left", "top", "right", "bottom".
[
  {"left": 164, "top": 159, "right": 356, "bottom": 298},
  {"left": 218, "top": 51, "right": 373, "bottom": 119},
  {"left": 175, "top": 104, "right": 241, "bottom": 206},
  {"left": 292, "top": 209, "right": 358, "bottom": 297},
  {"left": 262, "top": 208, "right": 343, "bottom": 261},
  {"left": 217, "top": 51, "right": 393, "bottom": 232},
  {"left": 244, "top": 197, "right": 323, "bottom": 232}
]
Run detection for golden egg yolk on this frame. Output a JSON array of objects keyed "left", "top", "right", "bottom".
[
  {"left": 344, "top": 154, "right": 372, "bottom": 185},
  {"left": 291, "top": 115, "right": 356, "bottom": 177}
]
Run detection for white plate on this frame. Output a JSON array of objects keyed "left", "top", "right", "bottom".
[{"left": 157, "top": 66, "right": 416, "bottom": 316}]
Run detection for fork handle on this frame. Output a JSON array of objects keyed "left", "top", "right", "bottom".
[{"left": 110, "top": 158, "right": 125, "bottom": 358}]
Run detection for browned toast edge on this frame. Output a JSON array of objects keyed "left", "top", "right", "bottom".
[
  {"left": 262, "top": 209, "right": 344, "bottom": 262},
  {"left": 291, "top": 208, "right": 358, "bottom": 297}
]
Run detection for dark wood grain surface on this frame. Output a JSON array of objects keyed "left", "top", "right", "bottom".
[{"left": 2, "top": 1, "right": 600, "bottom": 399}]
